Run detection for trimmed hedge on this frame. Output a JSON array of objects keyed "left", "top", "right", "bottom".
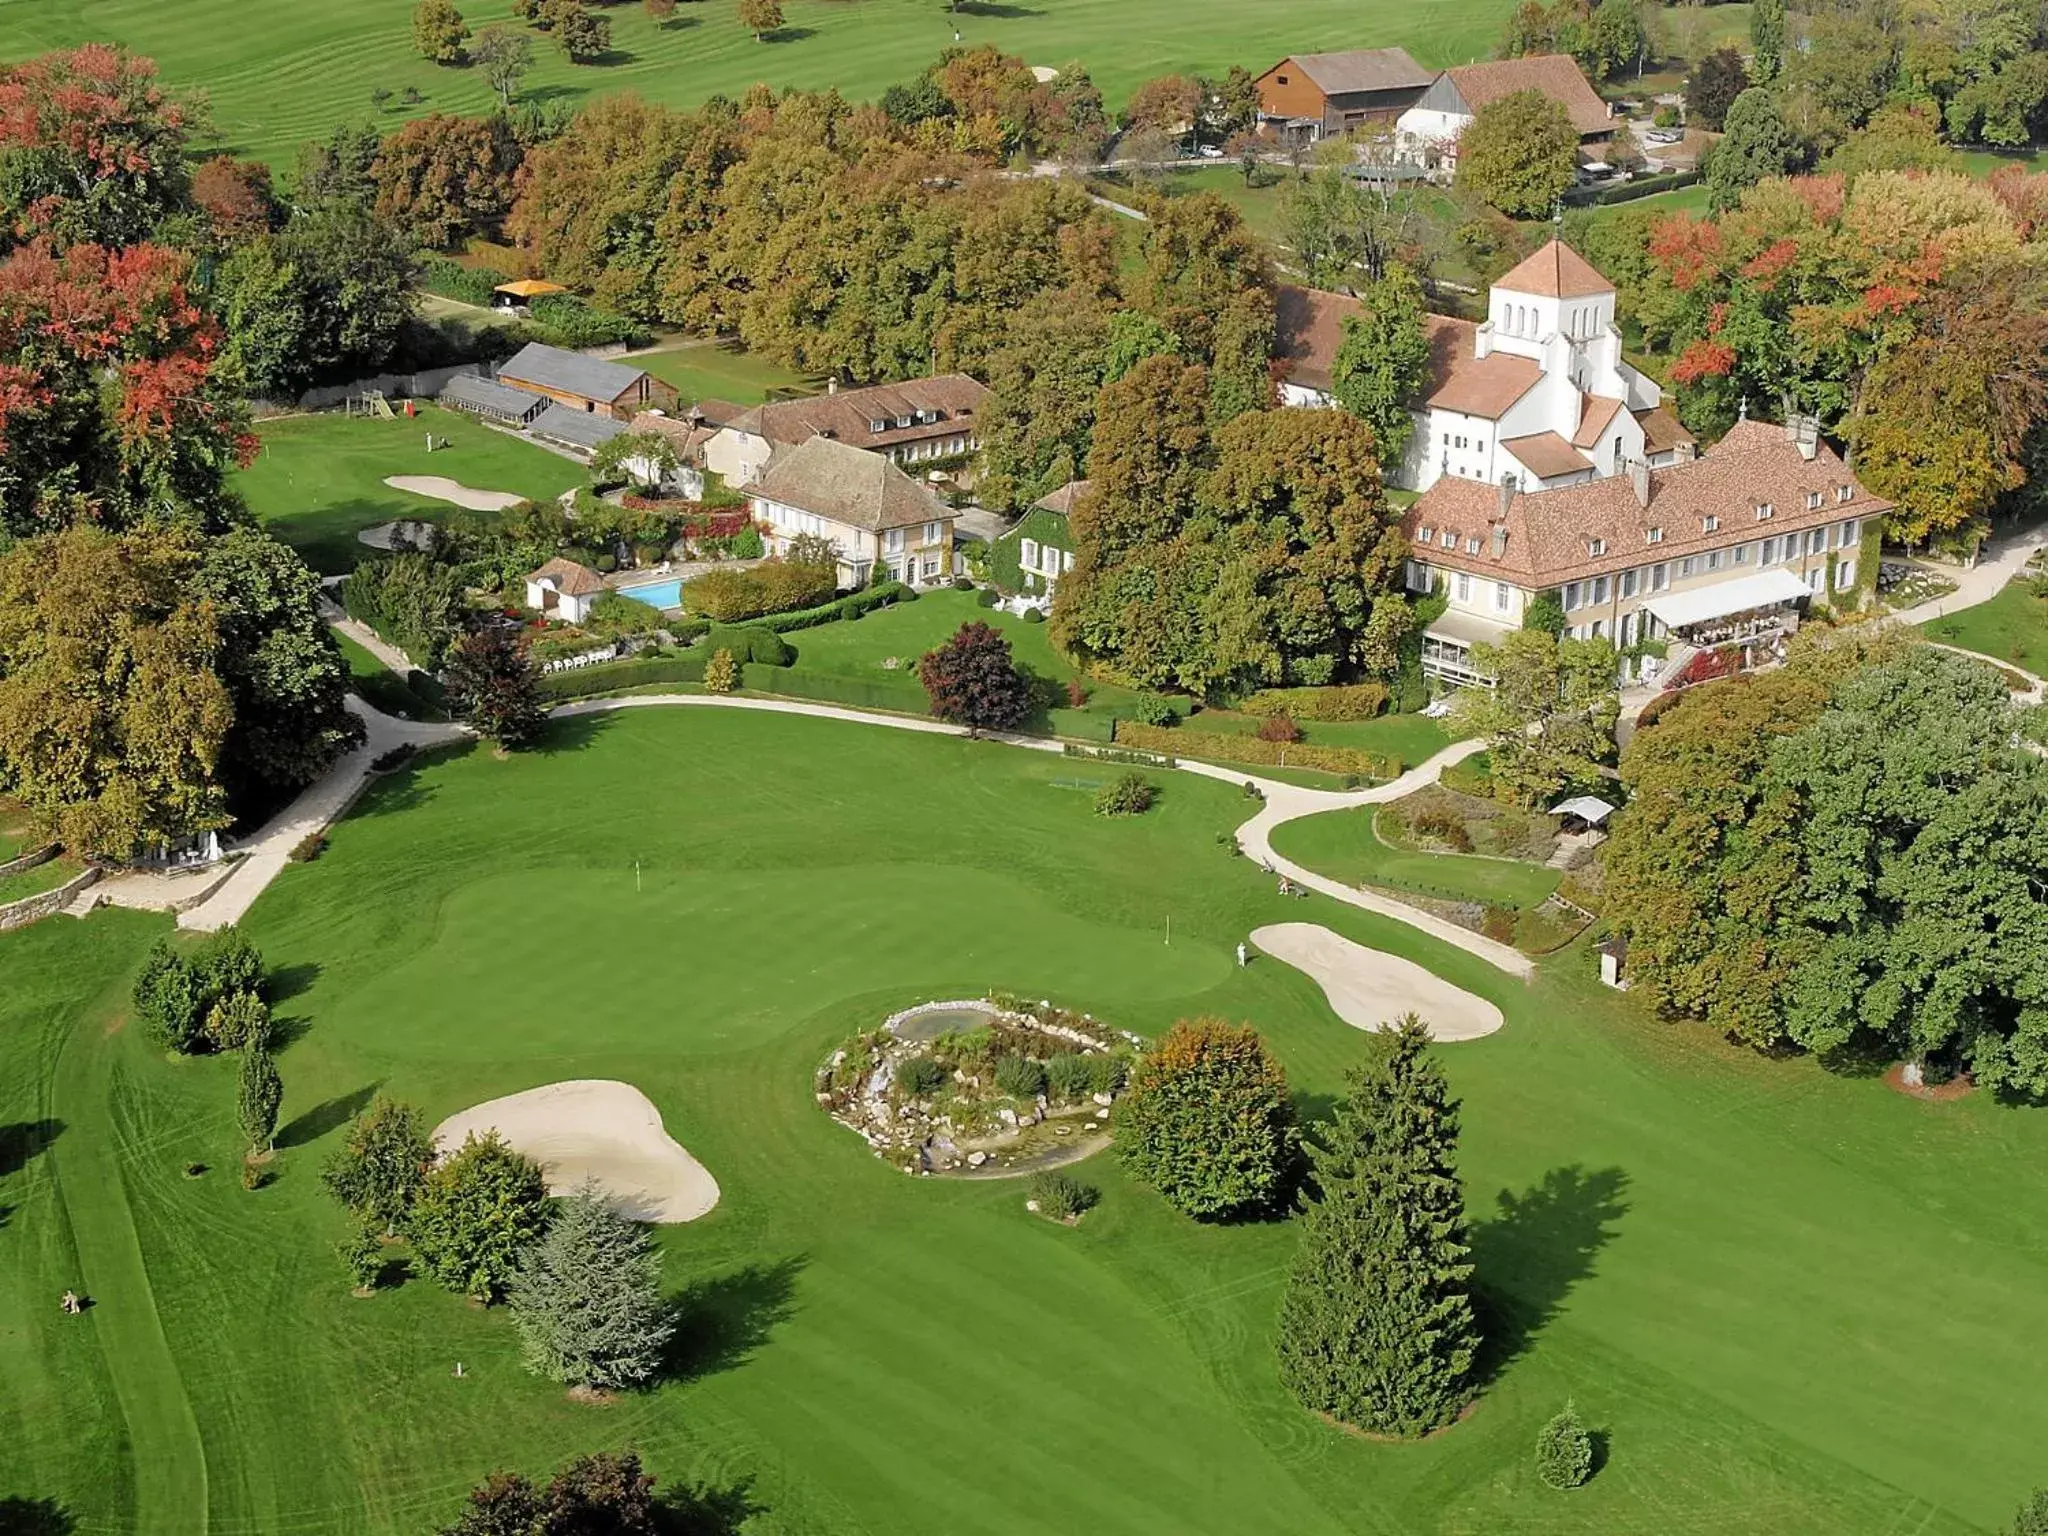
[
  {"left": 419, "top": 257, "right": 509, "bottom": 308},
  {"left": 1239, "top": 683, "right": 1389, "bottom": 722},
  {"left": 739, "top": 664, "right": 929, "bottom": 714},
  {"left": 1562, "top": 169, "right": 1702, "bottom": 208},
  {"left": 537, "top": 654, "right": 706, "bottom": 699},
  {"left": 1114, "top": 721, "right": 1400, "bottom": 781},
  {"left": 756, "top": 581, "right": 917, "bottom": 634},
  {"left": 683, "top": 560, "right": 837, "bottom": 622},
  {"left": 704, "top": 624, "right": 792, "bottom": 666}
]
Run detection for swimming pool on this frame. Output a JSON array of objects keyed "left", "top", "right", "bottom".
[{"left": 617, "top": 578, "right": 682, "bottom": 611}]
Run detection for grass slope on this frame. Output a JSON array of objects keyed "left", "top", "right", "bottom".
[
  {"left": 235, "top": 406, "right": 585, "bottom": 574},
  {"left": 1921, "top": 574, "right": 2048, "bottom": 677},
  {"left": 1270, "top": 803, "right": 1561, "bottom": 910},
  {"left": 629, "top": 341, "right": 820, "bottom": 406},
  {"left": 6, "top": 0, "right": 1522, "bottom": 172},
  {"left": 4, "top": 711, "right": 2048, "bottom": 1532}
]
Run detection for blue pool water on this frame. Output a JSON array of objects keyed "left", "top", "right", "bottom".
[{"left": 618, "top": 578, "right": 682, "bottom": 611}]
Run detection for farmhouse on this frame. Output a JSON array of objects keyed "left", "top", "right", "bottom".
[
  {"left": 524, "top": 558, "right": 609, "bottom": 624},
  {"left": 1396, "top": 55, "right": 1615, "bottom": 172},
  {"left": 1403, "top": 417, "right": 1889, "bottom": 688},
  {"left": 992, "top": 480, "right": 1086, "bottom": 599},
  {"left": 496, "top": 342, "right": 677, "bottom": 420},
  {"left": 1252, "top": 48, "right": 1436, "bottom": 143},
  {"left": 747, "top": 435, "right": 957, "bottom": 590},
  {"left": 1275, "top": 242, "right": 1692, "bottom": 493},
  {"left": 703, "top": 375, "right": 989, "bottom": 486}
]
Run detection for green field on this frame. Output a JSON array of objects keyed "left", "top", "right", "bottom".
[
  {"left": 4, "top": 0, "right": 1522, "bottom": 172},
  {"left": 1921, "top": 574, "right": 2048, "bottom": 678},
  {"left": 0, "top": 853, "right": 80, "bottom": 906},
  {"left": 5, "top": 707, "right": 2048, "bottom": 1532},
  {"left": 235, "top": 406, "right": 586, "bottom": 574},
  {"left": 630, "top": 341, "right": 820, "bottom": 407},
  {"left": 1271, "top": 801, "right": 1562, "bottom": 910}
]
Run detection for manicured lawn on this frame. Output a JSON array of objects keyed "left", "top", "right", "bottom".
[
  {"left": 235, "top": 406, "right": 586, "bottom": 574},
  {"left": 336, "top": 631, "right": 448, "bottom": 722},
  {"left": 630, "top": 341, "right": 819, "bottom": 406},
  {"left": 8, "top": 0, "right": 1524, "bottom": 172},
  {"left": 1270, "top": 802, "right": 1562, "bottom": 910},
  {"left": 1920, "top": 573, "right": 2048, "bottom": 677},
  {"left": 0, "top": 853, "right": 81, "bottom": 907},
  {"left": 5, "top": 708, "right": 2048, "bottom": 1533},
  {"left": 0, "top": 797, "right": 32, "bottom": 863}
]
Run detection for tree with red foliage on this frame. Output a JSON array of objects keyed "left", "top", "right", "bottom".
[
  {"left": 190, "top": 156, "right": 274, "bottom": 243},
  {"left": 918, "top": 620, "right": 1034, "bottom": 733},
  {"left": 372, "top": 113, "right": 523, "bottom": 249},
  {"left": 0, "top": 236, "right": 254, "bottom": 536},
  {"left": 0, "top": 45, "right": 192, "bottom": 251},
  {"left": 445, "top": 625, "right": 547, "bottom": 749}
]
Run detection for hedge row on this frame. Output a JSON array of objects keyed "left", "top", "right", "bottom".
[
  {"left": 1238, "top": 683, "right": 1389, "bottom": 722},
  {"left": 1562, "top": 169, "right": 1702, "bottom": 208},
  {"left": 419, "top": 257, "right": 507, "bottom": 308},
  {"left": 537, "top": 654, "right": 706, "bottom": 699},
  {"left": 739, "top": 663, "right": 929, "bottom": 713},
  {"left": 754, "top": 581, "right": 917, "bottom": 634},
  {"left": 1112, "top": 721, "right": 1401, "bottom": 781}
]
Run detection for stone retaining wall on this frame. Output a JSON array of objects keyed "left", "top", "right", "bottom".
[
  {"left": 0, "top": 867, "right": 99, "bottom": 933},
  {"left": 0, "top": 843, "right": 57, "bottom": 882}
]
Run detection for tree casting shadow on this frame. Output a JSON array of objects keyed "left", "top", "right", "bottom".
[
  {"left": 0, "top": 1497, "right": 73, "bottom": 1536},
  {"left": 267, "top": 961, "right": 322, "bottom": 1004},
  {"left": 0, "top": 1120, "right": 62, "bottom": 1179},
  {"left": 1466, "top": 1163, "right": 1628, "bottom": 1386},
  {"left": 657, "top": 1475, "right": 759, "bottom": 1535},
  {"left": 663, "top": 1255, "right": 805, "bottom": 1382},
  {"left": 276, "top": 1084, "right": 380, "bottom": 1149}
]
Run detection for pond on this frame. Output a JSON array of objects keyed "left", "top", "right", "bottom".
[{"left": 888, "top": 1004, "right": 996, "bottom": 1044}]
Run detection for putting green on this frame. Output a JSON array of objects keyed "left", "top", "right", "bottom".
[{"left": 3, "top": 707, "right": 2047, "bottom": 1534}]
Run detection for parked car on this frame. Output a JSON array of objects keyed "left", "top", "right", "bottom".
[{"left": 1646, "top": 128, "right": 1682, "bottom": 144}]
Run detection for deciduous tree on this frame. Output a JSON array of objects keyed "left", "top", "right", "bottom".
[
  {"left": 1452, "top": 628, "right": 1619, "bottom": 807},
  {"left": 441, "top": 1453, "right": 664, "bottom": 1536},
  {"left": 445, "top": 625, "right": 546, "bottom": 749},
  {"left": 1684, "top": 47, "right": 1749, "bottom": 132},
  {"left": 413, "top": 0, "right": 471, "bottom": 63},
  {"left": 372, "top": 113, "right": 523, "bottom": 249},
  {"left": 918, "top": 621, "right": 1033, "bottom": 732},
  {"left": 1456, "top": 91, "right": 1578, "bottom": 219},
  {"left": 738, "top": 0, "right": 783, "bottom": 40},
  {"left": 509, "top": 1180, "right": 675, "bottom": 1390},
  {"left": 409, "top": 1130, "right": 550, "bottom": 1301},
  {"left": 1275, "top": 1016, "right": 1477, "bottom": 1436},
  {"left": 190, "top": 156, "right": 275, "bottom": 242},
  {"left": 1330, "top": 263, "right": 1431, "bottom": 467},
  {"left": 471, "top": 25, "right": 535, "bottom": 108},
  {"left": 237, "top": 1044, "right": 283, "bottom": 1156},
  {"left": 322, "top": 1095, "right": 435, "bottom": 1236},
  {"left": 1119, "top": 1019, "right": 1298, "bottom": 1219}
]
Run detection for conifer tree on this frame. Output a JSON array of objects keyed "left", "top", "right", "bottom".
[
  {"left": 237, "top": 1044, "right": 283, "bottom": 1156},
  {"left": 509, "top": 1180, "right": 675, "bottom": 1390},
  {"left": 1535, "top": 1399, "right": 1594, "bottom": 1488},
  {"left": 1275, "top": 1014, "right": 1479, "bottom": 1436}
]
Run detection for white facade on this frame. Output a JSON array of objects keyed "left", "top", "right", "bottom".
[
  {"left": 748, "top": 492, "right": 954, "bottom": 591},
  {"left": 525, "top": 575, "right": 601, "bottom": 625}
]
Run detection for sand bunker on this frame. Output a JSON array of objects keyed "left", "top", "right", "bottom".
[
  {"left": 1252, "top": 923, "right": 1504, "bottom": 1042},
  {"left": 356, "top": 518, "right": 438, "bottom": 550},
  {"left": 383, "top": 475, "right": 527, "bottom": 512},
  {"left": 433, "top": 1080, "right": 720, "bottom": 1222}
]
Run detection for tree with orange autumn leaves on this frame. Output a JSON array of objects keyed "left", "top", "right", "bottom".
[{"left": 1617, "top": 167, "right": 2048, "bottom": 546}]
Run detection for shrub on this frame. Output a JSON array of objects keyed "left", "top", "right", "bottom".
[
  {"left": 370, "top": 742, "right": 418, "bottom": 772},
  {"left": 1095, "top": 772, "right": 1157, "bottom": 816},
  {"left": 1536, "top": 1401, "right": 1595, "bottom": 1489},
  {"left": 339, "top": 1221, "right": 385, "bottom": 1292},
  {"left": 1255, "top": 714, "right": 1302, "bottom": 743},
  {"left": 1128, "top": 693, "right": 1180, "bottom": 727},
  {"left": 1085, "top": 1053, "right": 1129, "bottom": 1094},
  {"left": 1022, "top": 607, "right": 1045, "bottom": 624},
  {"left": 897, "top": 1054, "right": 947, "bottom": 1098},
  {"left": 703, "top": 624, "right": 790, "bottom": 666},
  {"left": 445, "top": 626, "right": 545, "bottom": 749},
  {"left": 682, "top": 558, "right": 835, "bottom": 622},
  {"left": 322, "top": 1095, "right": 434, "bottom": 1236},
  {"left": 1652, "top": 103, "right": 1680, "bottom": 128},
  {"left": 1481, "top": 905, "right": 1517, "bottom": 943},
  {"left": 1044, "top": 1052, "right": 1093, "bottom": 1102},
  {"left": 1120, "top": 1020, "right": 1297, "bottom": 1220},
  {"left": 290, "top": 832, "right": 328, "bottom": 863},
  {"left": 1029, "top": 1171, "right": 1098, "bottom": 1220},
  {"left": 952, "top": 576, "right": 974, "bottom": 591},
  {"left": 702, "top": 648, "right": 739, "bottom": 694},
  {"left": 208, "top": 990, "right": 273, "bottom": 1052},
  {"left": 1409, "top": 807, "right": 1474, "bottom": 852},
  {"left": 994, "top": 1054, "right": 1048, "bottom": 1100},
  {"left": 1240, "top": 683, "right": 1388, "bottom": 722},
  {"left": 2010, "top": 1488, "right": 2048, "bottom": 1536},
  {"left": 1062, "top": 678, "right": 1089, "bottom": 708},
  {"left": 134, "top": 940, "right": 206, "bottom": 1052}
]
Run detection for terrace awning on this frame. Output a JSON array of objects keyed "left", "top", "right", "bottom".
[
  {"left": 1643, "top": 568, "right": 1810, "bottom": 630},
  {"left": 1551, "top": 795, "right": 1615, "bottom": 824}
]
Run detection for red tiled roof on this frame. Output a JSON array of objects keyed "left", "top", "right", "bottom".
[
  {"left": 1445, "top": 55, "right": 1614, "bottom": 138},
  {"left": 732, "top": 374, "right": 989, "bottom": 453},
  {"left": 528, "top": 557, "right": 608, "bottom": 597},
  {"left": 1634, "top": 405, "right": 1695, "bottom": 454},
  {"left": 1498, "top": 239, "right": 1615, "bottom": 301},
  {"left": 1403, "top": 420, "right": 1890, "bottom": 585},
  {"left": 1426, "top": 344, "right": 1543, "bottom": 420},
  {"left": 1502, "top": 431, "right": 1592, "bottom": 479},
  {"left": 1572, "top": 393, "right": 1625, "bottom": 448}
]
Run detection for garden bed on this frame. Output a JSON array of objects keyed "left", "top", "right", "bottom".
[{"left": 817, "top": 994, "right": 1139, "bottom": 1178}]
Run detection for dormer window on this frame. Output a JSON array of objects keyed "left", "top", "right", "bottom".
[
  {"left": 1701, "top": 515, "right": 1718, "bottom": 533},
  {"left": 1587, "top": 537, "right": 1606, "bottom": 556},
  {"left": 1439, "top": 529, "right": 1455, "bottom": 549},
  {"left": 1418, "top": 525, "right": 1434, "bottom": 543},
  {"left": 1465, "top": 536, "right": 1481, "bottom": 554},
  {"left": 1645, "top": 527, "right": 1664, "bottom": 544},
  {"left": 1755, "top": 503, "right": 1774, "bottom": 520},
  {"left": 1805, "top": 490, "right": 1822, "bottom": 510},
  {"left": 1836, "top": 484, "right": 1853, "bottom": 502},
  {"left": 870, "top": 419, "right": 887, "bottom": 434}
]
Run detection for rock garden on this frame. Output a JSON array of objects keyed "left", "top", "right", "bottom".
[{"left": 817, "top": 993, "right": 1140, "bottom": 1177}]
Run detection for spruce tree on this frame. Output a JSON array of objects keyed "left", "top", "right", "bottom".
[
  {"left": 1274, "top": 1014, "right": 1478, "bottom": 1437},
  {"left": 1535, "top": 1399, "right": 1594, "bottom": 1488},
  {"left": 509, "top": 1180, "right": 675, "bottom": 1390}
]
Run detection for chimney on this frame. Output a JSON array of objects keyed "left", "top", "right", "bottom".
[
  {"left": 1786, "top": 414, "right": 1819, "bottom": 461},
  {"left": 1628, "top": 457, "right": 1650, "bottom": 507},
  {"left": 1673, "top": 438, "right": 1697, "bottom": 464},
  {"left": 1497, "top": 473, "right": 1518, "bottom": 520},
  {"left": 1491, "top": 523, "right": 1508, "bottom": 558}
]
